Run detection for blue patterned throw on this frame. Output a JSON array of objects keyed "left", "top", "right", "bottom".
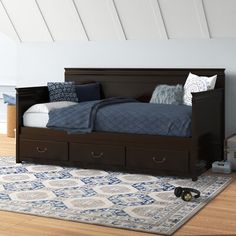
[{"left": 47, "top": 98, "right": 192, "bottom": 137}]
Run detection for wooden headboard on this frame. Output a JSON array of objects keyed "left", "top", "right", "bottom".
[{"left": 65, "top": 68, "right": 225, "bottom": 101}]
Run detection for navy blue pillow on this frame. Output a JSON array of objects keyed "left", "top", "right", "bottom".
[
  {"left": 75, "top": 82, "right": 101, "bottom": 102},
  {"left": 47, "top": 82, "right": 78, "bottom": 102}
]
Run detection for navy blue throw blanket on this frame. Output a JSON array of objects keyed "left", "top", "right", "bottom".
[{"left": 47, "top": 97, "right": 136, "bottom": 133}]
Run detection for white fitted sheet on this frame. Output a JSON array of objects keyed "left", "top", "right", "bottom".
[
  {"left": 23, "top": 113, "right": 49, "bottom": 128},
  {"left": 23, "top": 101, "right": 77, "bottom": 128}
]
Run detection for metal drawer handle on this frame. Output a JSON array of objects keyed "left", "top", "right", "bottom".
[
  {"left": 36, "top": 147, "right": 48, "bottom": 153},
  {"left": 152, "top": 156, "right": 166, "bottom": 164},
  {"left": 91, "top": 152, "right": 103, "bottom": 159}
]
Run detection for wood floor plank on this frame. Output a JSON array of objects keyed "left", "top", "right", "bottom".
[
  {"left": 0, "top": 134, "right": 15, "bottom": 156},
  {"left": 0, "top": 134, "right": 235, "bottom": 236}
]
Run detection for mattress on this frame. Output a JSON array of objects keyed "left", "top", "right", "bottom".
[
  {"left": 23, "top": 101, "right": 77, "bottom": 128},
  {"left": 23, "top": 113, "right": 49, "bottom": 128}
]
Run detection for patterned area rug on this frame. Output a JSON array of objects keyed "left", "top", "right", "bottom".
[{"left": 0, "top": 157, "right": 231, "bottom": 235}]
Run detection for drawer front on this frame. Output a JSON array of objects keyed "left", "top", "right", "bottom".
[
  {"left": 20, "top": 139, "right": 68, "bottom": 161},
  {"left": 70, "top": 143, "right": 125, "bottom": 166},
  {"left": 127, "top": 147, "right": 189, "bottom": 172}
]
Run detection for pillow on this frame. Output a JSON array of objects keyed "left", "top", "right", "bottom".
[
  {"left": 150, "top": 84, "right": 183, "bottom": 105},
  {"left": 75, "top": 82, "right": 101, "bottom": 102},
  {"left": 47, "top": 82, "right": 78, "bottom": 102},
  {"left": 183, "top": 72, "right": 217, "bottom": 106},
  {"left": 24, "top": 101, "right": 77, "bottom": 114}
]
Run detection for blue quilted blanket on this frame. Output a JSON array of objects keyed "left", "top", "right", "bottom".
[
  {"left": 47, "top": 98, "right": 192, "bottom": 137},
  {"left": 47, "top": 97, "right": 136, "bottom": 134}
]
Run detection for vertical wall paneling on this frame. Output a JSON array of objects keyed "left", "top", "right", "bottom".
[
  {"left": 194, "top": 0, "right": 210, "bottom": 38},
  {"left": 149, "top": 0, "right": 168, "bottom": 39},
  {"left": 203, "top": 0, "right": 236, "bottom": 38},
  {"left": 0, "top": 0, "right": 236, "bottom": 41},
  {"left": 114, "top": 0, "right": 162, "bottom": 40},
  {"left": 74, "top": 0, "right": 122, "bottom": 40},
  {"left": 72, "top": 0, "right": 89, "bottom": 41},
  {"left": 0, "top": 0, "right": 21, "bottom": 42},
  {"left": 35, "top": 0, "right": 55, "bottom": 41},
  {"left": 158, "top": 0, "right": 203, "bottom": 39},
  {"left": 2, "top": 0, "right": 52, "bottom": 42},
  {"left": 108, "top": 0, "right": 127, "bottom": 40},
  {"left": 37, "top": 0, "right": 88, "bottom": 41}
]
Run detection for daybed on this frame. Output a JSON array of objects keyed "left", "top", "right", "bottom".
[{"left": 16, "top": 68, "right": 225, "bottom": 181}]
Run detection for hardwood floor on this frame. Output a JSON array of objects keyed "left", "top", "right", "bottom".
[
  {"left": 0, "top": 133, "right": 235, "bottom": 236},
  {"left": 0, "top": 134, "right": 15, "bottom": 157}
]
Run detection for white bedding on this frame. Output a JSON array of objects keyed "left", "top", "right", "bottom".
[
  {"left": 23, "top": 113, "right": 49, "bottom": 128},
  {"left": 23, "top": 101, "right": 77, "bottom": 128}
]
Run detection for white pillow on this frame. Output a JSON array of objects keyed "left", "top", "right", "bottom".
[
  {"left": 183, "top": 72, "right": 217, "bottom": 106},
  {"left": 25, "top": 101, "right": 77, "bottom": 114}
]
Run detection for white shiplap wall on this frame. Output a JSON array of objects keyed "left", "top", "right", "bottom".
[
  {"left": 36, "top": 0, "right": 87, "bottom": 41},
  {"left": 1, "top": 0, "right": 52, "bottom": 42},
  {"left": 0, "top": 0, "right": 235, "bottom": 42}
]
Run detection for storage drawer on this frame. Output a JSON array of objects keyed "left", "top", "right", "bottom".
[
  {"left": 20, "top": 139, "right": 68, "bottom": 161},
  {"left": 70, "top": 143, "right": 125, "bottom": 166},
  {"left": 126, "top": 147, "right": 189, "bottom": 172}
]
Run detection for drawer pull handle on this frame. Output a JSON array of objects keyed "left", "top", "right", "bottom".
[
  {"left": 91, "top": 152, "right": 103, "bottom": 159},
  {"left": 152, "top": 157, "right": 166, "bottom": 164},
  {"left": 36, "top": 147, "right": 47, "bottom": 153}
]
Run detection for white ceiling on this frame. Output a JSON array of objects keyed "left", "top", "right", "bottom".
[{"left": 0, "top": 0, "right": 235, "bottom": 42}]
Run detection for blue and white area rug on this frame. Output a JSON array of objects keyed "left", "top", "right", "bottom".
[{"left": 0, "top": 157, "right": 232, "bottom": 235}]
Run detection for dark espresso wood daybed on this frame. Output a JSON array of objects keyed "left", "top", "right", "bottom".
[{"left": 16, "top": 68, "right": 225, "bottom": 181}]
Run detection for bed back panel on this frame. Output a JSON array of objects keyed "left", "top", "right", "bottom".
[{"left": 65, "top": 68, "right": 225, "bottom": 101}]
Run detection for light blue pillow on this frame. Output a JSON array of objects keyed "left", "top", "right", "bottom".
[
  {"left": 150, "top": 84, "right": 183, "bottom": 105},
  {"left": 3, "top": 94, "right": 16, "bottom": 105}
]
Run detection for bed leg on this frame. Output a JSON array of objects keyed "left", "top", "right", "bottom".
[
  {"left": 191, "top": 176, "right": 198, "bottom": 181},
  {"left": 16, "top": 158, "right": 22, "bottom": 163}
]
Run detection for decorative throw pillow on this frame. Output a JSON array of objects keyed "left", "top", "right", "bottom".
[
  {"left": 75, "top": 82, "right": 101, "bottom": 102},
  {"left": 183, "top": 72, "right": 217, "bottom": 106},
  {"left": 47, "top": 82, "right": 78, "bottom": 102},
  {"left": 150, "top": 84, "right": 183, "bottom": 105}
]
